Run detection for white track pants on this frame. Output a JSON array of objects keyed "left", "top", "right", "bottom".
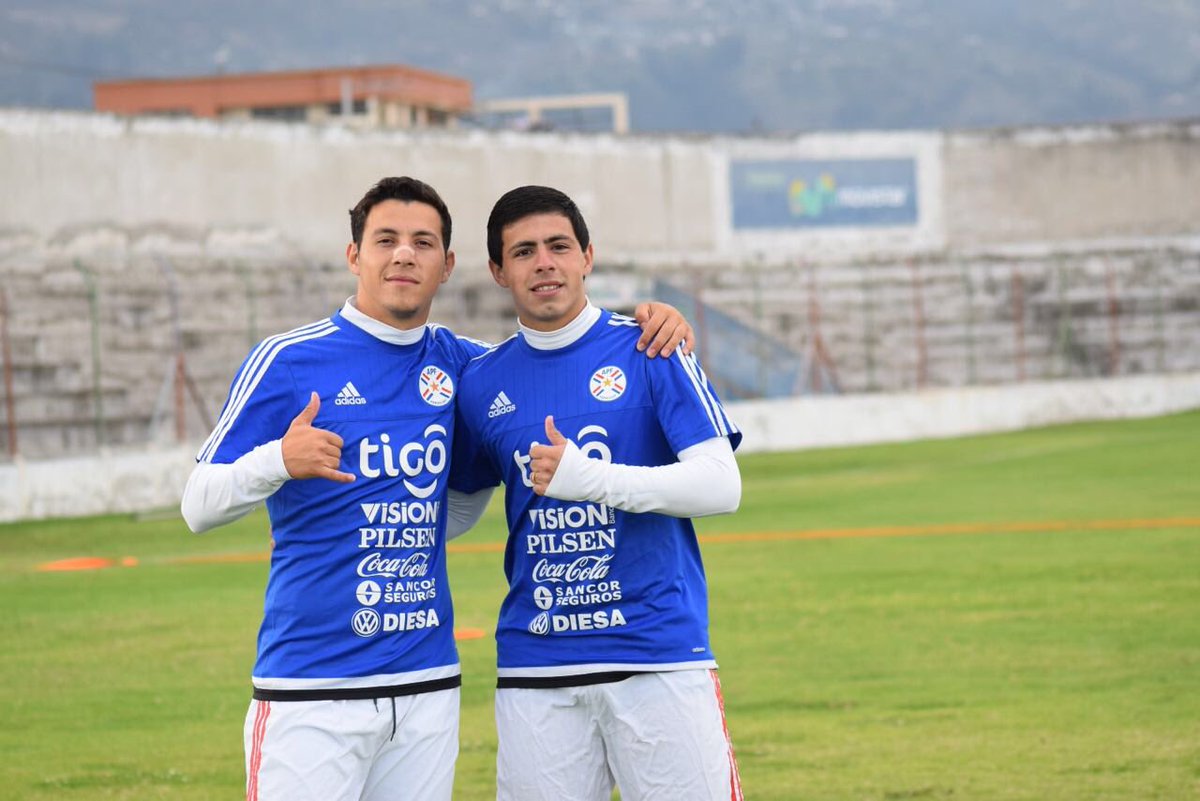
[
  {"left": 244, "top": 688, "right": 459, "bottom": 801},
  {"left": 495, "top": 669, "right": 742, "bottom": 801}
]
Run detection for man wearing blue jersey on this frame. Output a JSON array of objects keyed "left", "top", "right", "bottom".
[
  {"left": 180, "top": 176, "right": 693, "bottom": 801},
  {"left": 450, "top": 186, "right": 744, "bottom": 801}
]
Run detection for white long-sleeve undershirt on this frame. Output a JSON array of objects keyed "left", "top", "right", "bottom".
[
  {"left": 543, "top": 435, "right": 740, "bottom": 517},
  {"left": 522, "top": 300, "right": 740, "bottom": 519},
  {"left": 181, "top": 440, "right": 289, "bottom": 533}
]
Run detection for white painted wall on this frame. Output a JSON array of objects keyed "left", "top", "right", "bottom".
[
  {"left": 0, "top": 110, "right": 945, "bottom": 273},
  {"left": 732, "top": 373, "right": 1200, "bottom": 453},
  {"left": 9, "top": 111, "right": 1195, "bottom": 273},
  {"left": 944, "top": 121, "right": 1200, "bottom": 248}
]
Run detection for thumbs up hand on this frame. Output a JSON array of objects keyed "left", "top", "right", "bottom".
[
  {"left": 529, "top": 415, "right": 570, "bottom": 496},
  {"left": 281, "top": 392, "right": 356, "bottom": 483}
]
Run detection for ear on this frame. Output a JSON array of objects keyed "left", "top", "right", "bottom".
[
  {"left": 489, "top": 259, "right": 509, "bottom": 288},
  {"left": 581, "top": 242, "right": 595, "bottom": 280},
  {"left": 346, "top": 242, "right": 361, "bottom": 277},
  {"left": 441, "top": 250, "right": 456, "bottom": 284}
]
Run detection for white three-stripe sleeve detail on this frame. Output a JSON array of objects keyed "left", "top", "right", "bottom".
[
  {"left": 683, "top": 351, "right": 737, "bottom": 436},
  {"left": 199, "top": 319, "right": 333, "bottom": 460},
  {"left": 674, "top": 351, "right": 728, "bottom": 438},
  {"left": 220, "top": 320, "right": 332, "bottom": 428},
  {"left": 198, "top": 323, "right": 330, "bottom": 462},
  {"left": 197, "top": 321, "right": 337, "bottom": 462}
]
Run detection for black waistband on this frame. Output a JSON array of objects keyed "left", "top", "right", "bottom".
[
  {"left": 252, "top": 674, "right": 461, "bottom": 702},
  {"left": 496, "top": 670, "right": 649, "bottom": 690}
]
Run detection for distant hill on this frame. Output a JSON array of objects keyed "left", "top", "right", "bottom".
[{"left": 1, "top": 0, "right": 1197, "bottom": 133}]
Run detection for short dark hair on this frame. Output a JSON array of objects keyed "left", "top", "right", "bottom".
[
  {"left": 486, "top": 185, "right": 590, "bottom": 265},
  {"left": 349, "top": 177, "right": 452, "bottom": 250}
]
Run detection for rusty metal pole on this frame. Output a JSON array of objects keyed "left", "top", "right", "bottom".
[
  {"left": 174, "top": 351, "right": 187, "bottom": 442},
  {"left": 691, "top": 265, "right": 707, "bottom": 361},
  {"left": 1011, "top": 265, "right": 1026, "bottom": 382},
  {"left": 806, "top": 260, "right": 822, "bottom": 392},
  {"left": 960, "top": 260, "right": 978, "bottom": 385},
  {"left": 861, "top": 261, "right": 878, "bottom": 391},
  {"left": 71, "top": 260, "right": 105, "bottom": 446},
  {"left": 157, "top": 257, "right": 187, "bottom": 442},
  {"left": 805, "top": 260, "right": 841, "bottom": 394},
  {"left": 1105, "top": 258, "right": 1121, "bottom": 376},
  {"left": 909, "top": 258, "right": 928, "bottom": 389},
  {"left": 0, "top": 289, "right": 18, "bottom": 458},
  {"left": 1151, "top": 255, "right": 1166, "bottom": 373}
]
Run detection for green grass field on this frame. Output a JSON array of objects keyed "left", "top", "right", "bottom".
[{"left": 2, "top": 411, "right": 1198, "bottom": 800}]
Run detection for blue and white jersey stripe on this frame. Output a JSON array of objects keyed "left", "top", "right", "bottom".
[
  {"left": 429, "top": 323, "right": 493, "bottom": 353},
  {"left": 197, "top": 319, "right": 339, "bottom": 462},
  {"left": 676, "top": 351, "right": 736, "bottom": 439},
  {"left": 467, "top": 333, "right": 517, "bottom": 364}
]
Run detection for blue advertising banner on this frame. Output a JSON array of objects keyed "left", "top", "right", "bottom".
[{"left": 731, "top": 158, "right": 918, "bottom": 229}]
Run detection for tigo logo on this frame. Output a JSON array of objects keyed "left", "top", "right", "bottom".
[{"left": 335, "top": 381, "right": 368, "bottom": 406}]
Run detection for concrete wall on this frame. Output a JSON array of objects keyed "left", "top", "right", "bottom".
[
  {"left": 733, "top": 372, "right": 1200, "bottom": 454},
  {"left": 3, "top": 111, "right": 1198, "bottom": 270},
  {"left": 0, "top": 111, "right": 730, "bottom": 273},
  {"left": 0, "top": 111, "right": 937, "bottom": 274},
  {"left": 2, "top": 109, "right": 1198, "bottom": 465},
  {"left": 3, "top": 374, "right": 1196, "bottom": 524},
  {"left": 944, "top": 122, "right": 1200, "bottom": 248}
]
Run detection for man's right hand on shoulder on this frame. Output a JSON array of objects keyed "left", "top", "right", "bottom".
[{"left": 281, "top": 392, "right": 356, "bottom": 483}]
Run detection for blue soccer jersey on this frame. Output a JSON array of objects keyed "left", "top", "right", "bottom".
[
  {"left": 197, "top": 310, "right": 485, "bottom": 697},
  {"left": 450, "top": 309, "right": 741, "bottom": 682}
]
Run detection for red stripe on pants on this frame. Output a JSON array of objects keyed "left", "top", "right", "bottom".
[
  {"left": 709, "top": 670, "right": 744, "bottom": 801},
  {"left": 246, "top": 700, "right": 271, "bottom": 801}
]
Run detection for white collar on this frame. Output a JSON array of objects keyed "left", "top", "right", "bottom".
[
  {"left": 519, "top": 300, "right": 601, "bottom": 351},
  {"left": 340, "top": 298, "right": 427, "bottom": 346}
]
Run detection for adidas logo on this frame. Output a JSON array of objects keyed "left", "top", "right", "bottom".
[
  {"left": 335, "top": 381, "right": 368, "bottom": 406},
  {"left": 488, "top": 390, "right": 517, "bottom": 418}
]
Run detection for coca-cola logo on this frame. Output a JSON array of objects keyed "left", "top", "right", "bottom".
[
  {"left": 531, "top": 554, "right": 613, "bottom": 584},
  {"left": 357, "top": 551, "right": 431, "bottom": 579}
]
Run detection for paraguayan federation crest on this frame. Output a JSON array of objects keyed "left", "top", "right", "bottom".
[
  {"left": 419, "top": 365, "right": 454, "bottom": 407},
  {"left": 589, "top": 365, "right": 626, "bottom": 402}
]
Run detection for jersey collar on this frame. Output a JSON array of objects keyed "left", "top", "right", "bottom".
[
  {"left": 519, "top": 300, "right": 601, "bottom": 351},
  {"left": 340, "top": 298, "right": 427, "bottom": 346}
]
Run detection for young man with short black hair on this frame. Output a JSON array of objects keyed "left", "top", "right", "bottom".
[{"left": 452, "top": 185, "right": 743, "bottom": 801}]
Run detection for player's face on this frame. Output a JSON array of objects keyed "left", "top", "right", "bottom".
[
  {"left": 489, "top": 212, "right": 593, "bottom": 332},
  {"left": 347, "top": 199, "right": 454, "bottom": 328}
]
